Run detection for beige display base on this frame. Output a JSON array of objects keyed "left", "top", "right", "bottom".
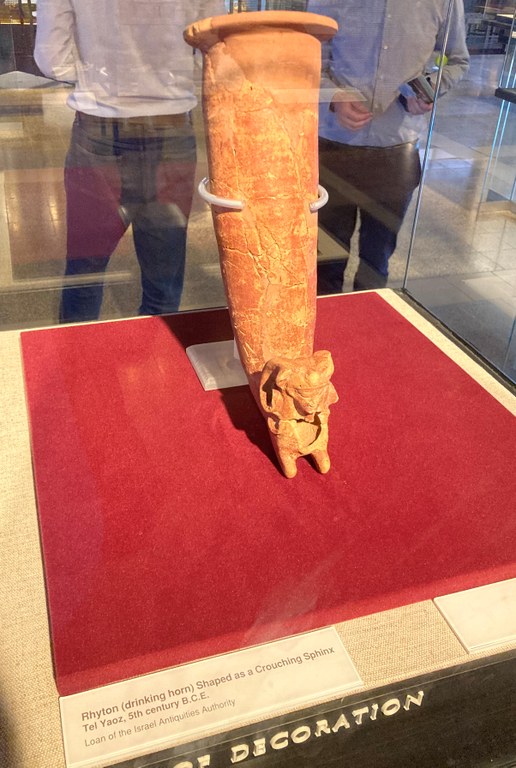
[{"left": 0, "top": 290, "right": 514, "bottom": 768}]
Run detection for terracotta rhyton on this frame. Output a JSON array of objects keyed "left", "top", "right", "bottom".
[{"left": 184, "top": 11, "right": 339, "bottom": 478}]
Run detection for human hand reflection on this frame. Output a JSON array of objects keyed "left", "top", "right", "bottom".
[
  {"left": 404, "top": 96, "right": 433, "bottom": 116},
  {"left": 331, "top": 99, "right": 373, "bottom": 131}
]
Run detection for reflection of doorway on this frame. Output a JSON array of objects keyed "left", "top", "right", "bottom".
[
  {"left": 480, "top": 87, "right": 516, "bottom": 212},
  {"left": 0, "top": 0, "right": 39, "bottom": 77},
  {"left": 480, "top": 22, "right": 516, "bottom": 214},
  {"left": 465, "top": 1, "right": 516, "bottom": 55}
]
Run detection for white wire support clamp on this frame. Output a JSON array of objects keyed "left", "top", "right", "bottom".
[
  {"left": 310, "top": 184, "right": 329, "bottom": 212},
  {"left": 198, "top": 178, "right": 244, "bottom": 210},
  {"left": 198, "top": 177, "right": 328, "bottom": 213}
]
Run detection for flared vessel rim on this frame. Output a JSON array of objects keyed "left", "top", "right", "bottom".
[{"left": 184, "top": 10, "right": 338, "bottom": 47}]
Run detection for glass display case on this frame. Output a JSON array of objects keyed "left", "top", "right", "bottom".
[{"left": 0, "top": 3, "right": 515, "bottom": 767}]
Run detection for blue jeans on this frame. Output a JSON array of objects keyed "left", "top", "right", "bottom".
[
  {"left": 61, "top": 112, "right": 197, "bottom": 322},
  {"left": 317, "top": 139, "right": 421, "bottom": 292}
]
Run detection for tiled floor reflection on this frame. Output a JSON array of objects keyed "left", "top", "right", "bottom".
[{"left": 0, "top": 57, "right": 515, "bottom": 382}]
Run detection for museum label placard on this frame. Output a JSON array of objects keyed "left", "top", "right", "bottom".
[{"left": 60, "top": 626, "right": 362, "bottom": 767}]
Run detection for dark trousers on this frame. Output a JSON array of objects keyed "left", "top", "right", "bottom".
[
  {"left": 317, "top": 138, "right": 421, "bottom": 292},
  {"left": 61, "top": 111, "right": 196, "bottom": 322}
]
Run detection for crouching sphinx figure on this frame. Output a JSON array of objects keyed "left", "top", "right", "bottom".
[{"left": 260, "top": 351, "right": 338, "bottom": 478}]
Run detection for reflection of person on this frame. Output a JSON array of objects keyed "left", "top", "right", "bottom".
[
  {"left": 309, "top": 0, "right": 470, "bottom": 293},
  {"left": 35, "top": 0, "right": 225, "bottom": 322}
]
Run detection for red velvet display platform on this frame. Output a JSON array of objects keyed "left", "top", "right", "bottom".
[{"left": 21, "top": 293, "right": 516, "bottom": 696}]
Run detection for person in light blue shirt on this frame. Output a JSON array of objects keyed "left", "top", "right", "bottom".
[{"left": 309, "top": 0, "right": 470, "bottom": 292}]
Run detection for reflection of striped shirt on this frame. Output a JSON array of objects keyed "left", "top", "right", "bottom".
[{"left": 309, "top": 0, "right": 469, "bottom": 146}]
